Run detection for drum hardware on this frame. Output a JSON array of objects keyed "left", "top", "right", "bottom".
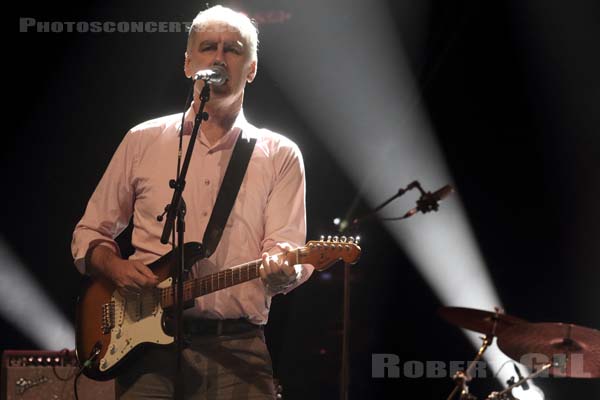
[
  {"left": 485, "top": 361, "right": 556, "bottom": 400},
  {"left": 441, "top": 307, "right": 519, "bottom": 400},
  {"left": 497, "top": 322, "right": 600, "bottom": 379},
  {"left": 438, "top": 307, "right": 600, "bottom": 399}
]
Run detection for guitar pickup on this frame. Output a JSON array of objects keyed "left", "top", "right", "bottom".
[{"left": 101, "top": 301, "right": 115, "bottom": 334}]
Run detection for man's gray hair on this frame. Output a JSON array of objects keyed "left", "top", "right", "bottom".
[{"left": 187, "top": 5, "right": 259, "bottom": 63}]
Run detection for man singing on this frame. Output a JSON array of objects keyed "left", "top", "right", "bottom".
[{"left": 72, "top": 5, "right": 313, "bottom": 399}]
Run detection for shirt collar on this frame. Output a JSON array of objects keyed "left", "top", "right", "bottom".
[{"left": 179, "top": 107, "right": 250, "bottom": 152}]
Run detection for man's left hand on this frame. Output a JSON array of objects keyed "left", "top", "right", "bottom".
[{"left": 259, "top": 243, "right": 297, "bottom": 290}]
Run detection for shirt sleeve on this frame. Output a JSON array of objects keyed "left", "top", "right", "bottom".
[
  {"left": 261, "top": 137, "right": 314, "bottom": 295},
  {"left": 71, "top": 131, "right": 137, "bottom": 274}
]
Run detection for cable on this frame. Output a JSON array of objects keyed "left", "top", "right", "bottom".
[
  {"left": 73, "top": 343, "right": 102, "bottom": 400},
  {"left": 493, "top": 359, "right": 514, "bottom": 379}
]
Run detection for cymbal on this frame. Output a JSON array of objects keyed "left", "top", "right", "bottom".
[
  {"left": 498, "top": 322, "right": 600, "bottom": 378},
  {"left": 438, "top": 307, "right": 527, "bottom": 336}
]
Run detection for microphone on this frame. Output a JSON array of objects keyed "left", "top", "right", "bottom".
[
  {"left": 513, "top": 364, "right": 530, "bottom": 390},
  {"left": 403, "top": 184, "right": 454, "bottom": 218},
  {"left": 193, "top": 65, "right": 228, "bottom": 85}
]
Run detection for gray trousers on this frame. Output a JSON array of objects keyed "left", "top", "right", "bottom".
[{"left": 116, "top": 329, "right": 276, "bottom": 400}]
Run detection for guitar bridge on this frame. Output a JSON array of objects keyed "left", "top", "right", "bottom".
[{"left": 101, "top": 301, "right": 115, "bottom": 334}]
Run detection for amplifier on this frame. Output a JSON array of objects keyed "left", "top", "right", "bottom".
[{"left": 1, "top": 349, "right": 115, "bottom": 400}]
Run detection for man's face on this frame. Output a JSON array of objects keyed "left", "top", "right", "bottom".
[{"left": 184, "top": 22, "right": 256, "bottom": 103}]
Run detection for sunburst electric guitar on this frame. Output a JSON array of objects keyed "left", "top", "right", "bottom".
[{"left": 75, "top": 237, "right": 361, "bottom": 381}]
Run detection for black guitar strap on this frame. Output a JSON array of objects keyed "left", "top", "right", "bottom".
[{"left": 202, "top": 130, "right": 256, "bottom": 258}]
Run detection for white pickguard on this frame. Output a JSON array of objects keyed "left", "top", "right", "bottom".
[{"left": 99, "top": 278, "right": 174, "bottom": 372}]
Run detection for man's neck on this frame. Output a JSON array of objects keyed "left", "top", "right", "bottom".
[{"left": 192, "top": 94, "right": 243, "bottom": 145}]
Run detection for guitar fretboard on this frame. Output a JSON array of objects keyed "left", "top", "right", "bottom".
[
  {"left": 156, "top": 241, "right": 353, "bottom": 309},
  {"left": 159, "top": 254, "right": 291, "bottom": 309}
]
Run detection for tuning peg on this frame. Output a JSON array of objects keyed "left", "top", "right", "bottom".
[
  {"left": 340, "top": 236, "right": 347, "bottom": 243},
  {"left": 327, "top": 235, "right": 332, "bottom": 242},
  {"left": 355, "top": 236, "right": 361, "bottom": 244},
  {"left": 333, "top": 236, "right": 339, "bottom": 242},
  {"left": 348, "top": 237, "right": 354, "bottom": 243}
]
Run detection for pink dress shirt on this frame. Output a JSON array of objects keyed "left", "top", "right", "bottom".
[{"left": 72, "top": 109, "right": 313, "bottom": 325}]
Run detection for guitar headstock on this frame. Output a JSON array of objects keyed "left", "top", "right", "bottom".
[{"left": 299, "top": 235, "right": 361, "bottom": 271}]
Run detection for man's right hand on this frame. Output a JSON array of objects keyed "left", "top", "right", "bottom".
[
  {"left": 106, "top": 258, "right": 160, "bottom": 295},
  {"left": 87, "top": 245, "right": 159, "bottom": 295}
]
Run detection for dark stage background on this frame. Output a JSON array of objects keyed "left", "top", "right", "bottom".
[{"left": 4, "top": 1, "right": 600, "bottom": 398}]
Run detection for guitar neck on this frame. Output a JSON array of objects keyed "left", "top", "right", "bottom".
[
  {"left": 158, "top": 238, "right": 361, "bottom": 309},
  {"left": 160, "top": 250, "right": 301, "bottom": 309}
]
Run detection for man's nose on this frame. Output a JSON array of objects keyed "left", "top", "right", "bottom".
[{"left": 213, "top": 45, "right": 225, "bottom": 64}]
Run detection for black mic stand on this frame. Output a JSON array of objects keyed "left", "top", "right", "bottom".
[
  {"left": 338, "top": 180, "right": 422, "bottom": 400},
  {"left": 349, "top": 181, "right": 421, "bottom": 226},
  {"left": 159, "top": 80, "right": 210, "bottom": 400}
]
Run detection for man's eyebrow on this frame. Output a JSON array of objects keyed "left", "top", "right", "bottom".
[{"left": 196, "top": 39, "right": 245, "bottom": 48}]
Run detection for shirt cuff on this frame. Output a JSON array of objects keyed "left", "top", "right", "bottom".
[{"left": 78, "top": 240, "right": 121, "bottom": 275}]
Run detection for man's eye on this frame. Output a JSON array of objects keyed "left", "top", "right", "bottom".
[
  {"left": 200, "top": 45, "right": 216, "bottom": 52},
  {"left": 225, "top": 46, "right": 242, "bottom": 54}
]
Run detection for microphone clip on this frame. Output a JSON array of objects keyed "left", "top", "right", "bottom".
[{"left": 416, "top": 191, "right": 441, "bottom": 213}]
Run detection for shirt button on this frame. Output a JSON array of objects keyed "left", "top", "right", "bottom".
[{"left": 204, "top": 179, "right": 210, "bottom": 186}]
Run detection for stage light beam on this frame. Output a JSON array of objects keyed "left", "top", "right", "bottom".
[
  {"left": 258, "top": 0, "right": 540, "bottom": 391},
  {"left": 0, "top": 238, "right": 75, "bottom": 350}
]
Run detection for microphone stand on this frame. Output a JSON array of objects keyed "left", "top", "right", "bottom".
[
  {"left": 349, "top": 181, "right": 420, "bottom": 226},
  {"left": 338, "top": 180, "right": 422, "bottom": 400},
  {"left": 159, "top": 80, "right": 210, "bottom": 400}
]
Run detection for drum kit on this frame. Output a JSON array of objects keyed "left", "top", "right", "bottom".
[{"left": 438, "top": 306, "right": 600, "bottom": 399}]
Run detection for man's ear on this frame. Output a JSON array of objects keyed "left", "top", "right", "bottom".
[
  {"left": 183, "top": 51, "right": 192, "bottom": 78},
  {"left": 246, "top": 60, "right": 257, "bottom": 83}
]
